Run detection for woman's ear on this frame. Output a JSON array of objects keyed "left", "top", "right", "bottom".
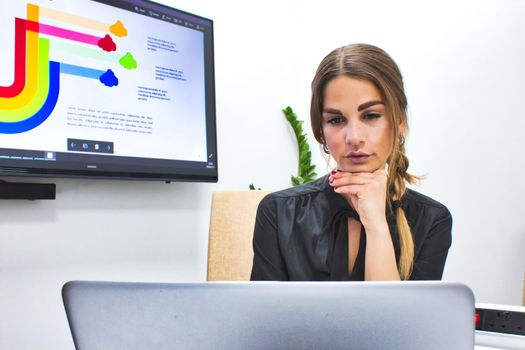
[{"left": 399, "top": 115, "right": 408, "bottom": 135}]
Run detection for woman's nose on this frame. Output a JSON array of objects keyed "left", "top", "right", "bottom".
[{"left": 344, "top": 120, "right": 365, "bottom": 146}]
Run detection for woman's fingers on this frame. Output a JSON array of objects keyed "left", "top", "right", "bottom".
[
  {"left": 329, "top": 171, "right": 386, "bottom": 187},
  {"left": 333, "top": 184, "right": 361, "bottom": 195}
]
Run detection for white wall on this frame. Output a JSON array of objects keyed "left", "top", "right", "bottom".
[{"left": 1, "top": 0, "right": 524, "bottom": 349}]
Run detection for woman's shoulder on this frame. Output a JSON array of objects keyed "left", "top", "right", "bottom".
[
  {"left": 403, "top": 188, "right": 452, "bottom": 220},
  {"left": 267, "top": 175, "right": 327, "bottom": 198},
  {"left": 258, "top": 175, "right": 329, "bottom": 207}
]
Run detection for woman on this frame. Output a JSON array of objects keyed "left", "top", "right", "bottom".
[{"left": 251, "top": 43, "right": 452, "bottom": 281}]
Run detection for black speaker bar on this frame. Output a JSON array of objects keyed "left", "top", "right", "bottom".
[{"left": 0, "top": 181, "right": 56, "bottom": 200}]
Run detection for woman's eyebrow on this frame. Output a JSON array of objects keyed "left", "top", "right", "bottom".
[
  {"left": 357, "top": 100, "right": 384, "bottom": 111},
  {"left": 322, "top": 107, "right": 341, "bottom": 114}
]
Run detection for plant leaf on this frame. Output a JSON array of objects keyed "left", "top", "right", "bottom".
[{"left": 284, "top": 106, "right": 317, "bottom": 187}]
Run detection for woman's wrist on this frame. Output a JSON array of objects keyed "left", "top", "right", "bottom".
[{"left": 361, "top": 219, "right": 389, "bottom": 236}]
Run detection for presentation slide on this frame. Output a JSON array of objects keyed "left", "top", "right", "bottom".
[{"left": 0, "top": 0, "right": 207, "bottom": 163}]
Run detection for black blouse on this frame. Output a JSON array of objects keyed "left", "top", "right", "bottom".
[{"left": 250, "top": 175, "right": 452, "bottom": 281}]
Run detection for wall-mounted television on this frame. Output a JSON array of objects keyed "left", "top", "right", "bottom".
[{"left": 0, "top": 0, "right": 217, "bottom": 182}]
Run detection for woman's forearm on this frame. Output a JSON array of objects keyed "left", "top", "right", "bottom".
[{"left": 364, "top": 222, "right": 400, "bottom": 281}]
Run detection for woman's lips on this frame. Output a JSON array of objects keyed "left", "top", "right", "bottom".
[{"left": 345, "top": 154, "right": 370, "bottom": 164}]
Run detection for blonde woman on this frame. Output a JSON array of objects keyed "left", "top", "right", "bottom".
[{"left": 251, "top": 44, "right": 452, "bottom": 281}]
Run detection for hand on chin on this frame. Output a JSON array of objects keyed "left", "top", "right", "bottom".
[{"left": 329, "top": 166, "right": 388, "bottom": 227}]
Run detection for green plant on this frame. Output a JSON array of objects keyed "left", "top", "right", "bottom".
[
  {"left": 283, "top": 106, "right": 317, "bottom": 186},
  {"left": 249, "top": 106, "right": 317, "bottom": 189}
]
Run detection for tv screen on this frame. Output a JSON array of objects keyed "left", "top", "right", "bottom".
[{"left": 0, "top": 0, "right": 217, "bottom": 182}]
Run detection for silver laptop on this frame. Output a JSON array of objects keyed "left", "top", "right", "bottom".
[{"left": 62, "top": 281, "right": 475, "bottom": 350}]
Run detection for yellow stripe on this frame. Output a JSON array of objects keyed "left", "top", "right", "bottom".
[
  {"left": 39, "top": 6, "right": 108, "bottom": 32},
  {"left": 0, "top": 38, "right": 50, "bottom": 121}
]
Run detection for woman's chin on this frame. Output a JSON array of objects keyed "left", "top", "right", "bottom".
[
  {"left": 337, "top": 165, "right": 374, "bottom": 173},
  {"left": 336, "top": 162, "right": 384, "bottom": 174}
]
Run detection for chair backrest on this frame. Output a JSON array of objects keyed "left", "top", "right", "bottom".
[{"left": 207, "top": 190, "right": 271, "bottom": 281}]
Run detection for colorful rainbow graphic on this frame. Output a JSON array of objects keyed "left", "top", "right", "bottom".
[{"left": 0, "top": 3, "right": 137, "bottom": 134}]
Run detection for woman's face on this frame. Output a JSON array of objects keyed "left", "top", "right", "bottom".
[{"left": 322, "top": 75, "right": 400, "bottom": 173}]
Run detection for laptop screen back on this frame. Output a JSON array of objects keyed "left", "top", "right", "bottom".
[{"left": 62, "top": 281, "right": 475, "bottom": 350}]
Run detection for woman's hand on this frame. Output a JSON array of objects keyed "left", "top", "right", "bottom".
[
  {"left": 329, "top": 168, "right": 399, "bottom": 280},
  {"left": 328, "top": 168, "right": 388, "bottom": 231}
]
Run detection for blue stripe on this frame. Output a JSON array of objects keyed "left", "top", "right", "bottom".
[{"left": 60, "top": 62, "right": 105, "bottom": 79}]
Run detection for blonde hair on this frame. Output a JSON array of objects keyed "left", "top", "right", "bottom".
[{"left": 310, "top": 43, "right": 420, "bottom": 280}]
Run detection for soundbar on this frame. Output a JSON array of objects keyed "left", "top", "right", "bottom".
[{"left": 0, "top": 181, "right": 56, "bottom": 200}]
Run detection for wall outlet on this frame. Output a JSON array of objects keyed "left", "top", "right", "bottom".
[{"left": 476, "top": 304, "right": 525, "bottom": 336}]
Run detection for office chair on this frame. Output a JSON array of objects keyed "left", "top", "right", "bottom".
[{"left": 207, "top": 190, "right": 271, "bottom": 281}]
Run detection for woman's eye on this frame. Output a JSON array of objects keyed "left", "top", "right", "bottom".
[
  {"left": 327, "top": 117, "right": 344, "bottom": 125},
  {"left": 363, "top": 113, "right": 381, "bottom": 120}
]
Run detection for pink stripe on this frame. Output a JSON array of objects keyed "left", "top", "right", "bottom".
[{"left": 26, "top": 20, "right": 101, "bottom": 46}]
